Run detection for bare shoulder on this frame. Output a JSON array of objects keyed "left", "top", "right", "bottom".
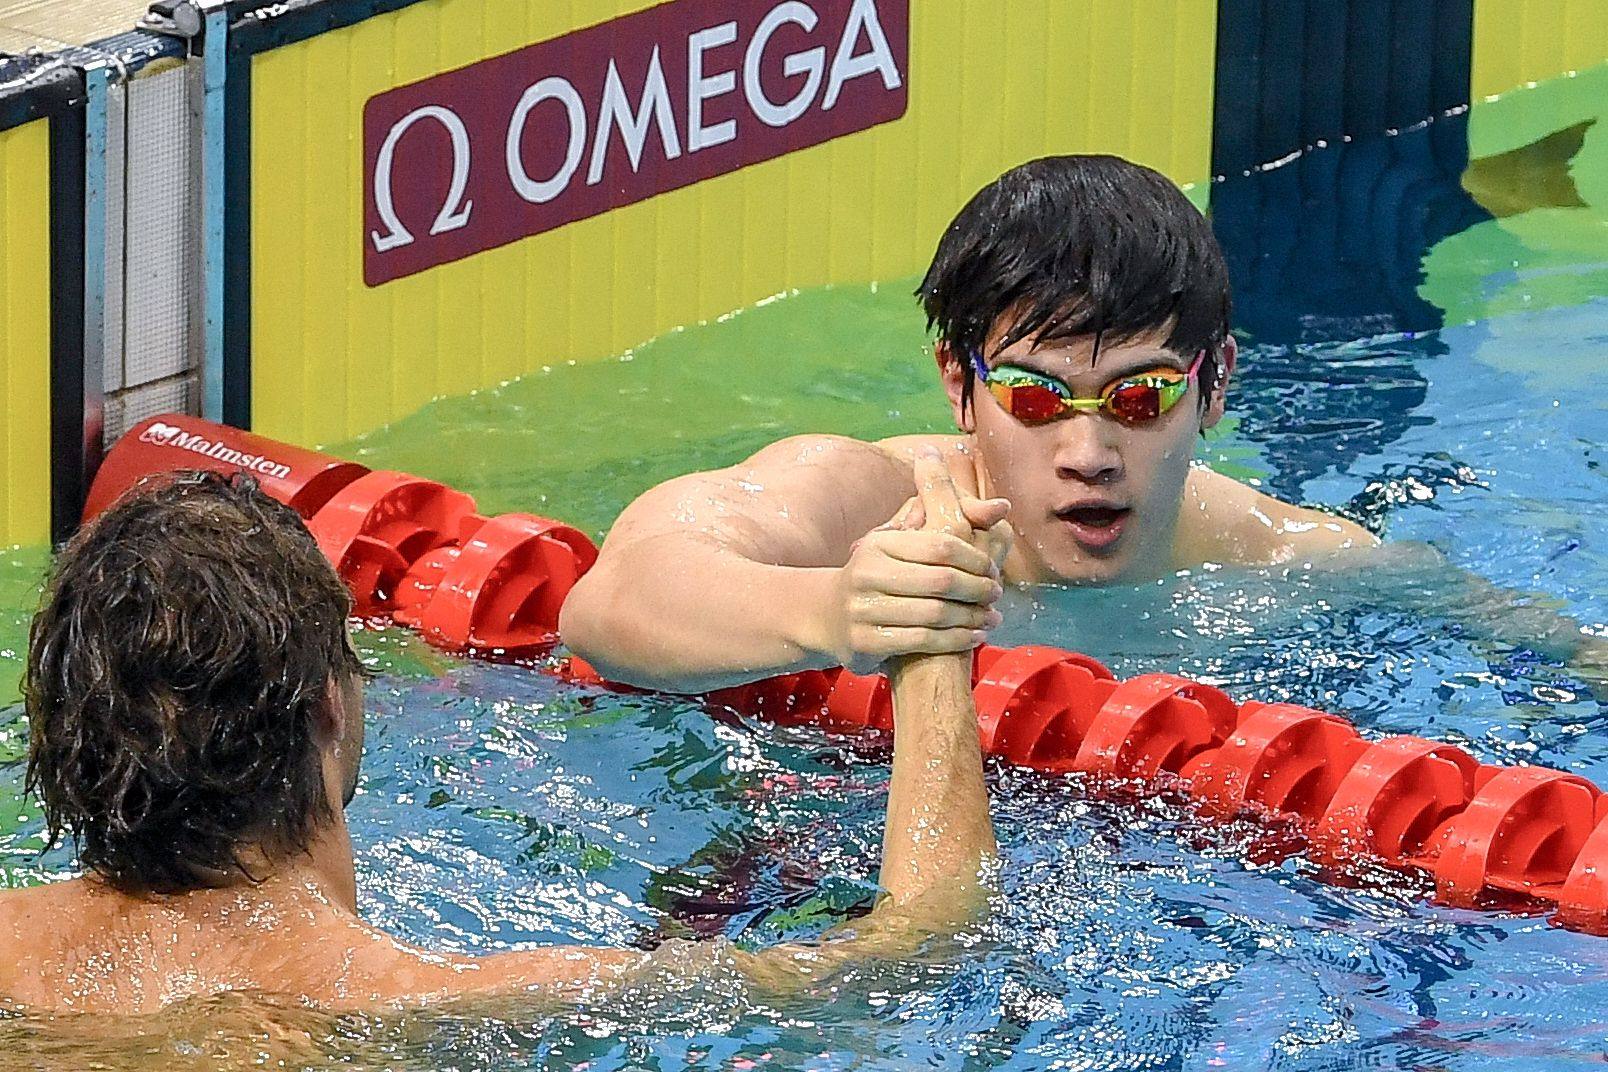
[
  {"left": 875, "top": 433, "right": 983, "bottom": 496},
  {"left": 0, "top": 884, "right": 81, "bottom": 1004},
  {"left": 600, "top": 433, "right": 916, "bottom": 562},
  {"left": 0, "top": 890, "right": 25, "bottom": 981},
  {"left": 748, "top": 431, "right": 906, "bottom": 470},
  {"left": 0, "top": 882, "right": 78, "bottom": 941},
  {"left": 723, "top": 432, "right": 921, "bottom": 494},
  {"left": 1178, "top": 465, "right": 1378, "bottom": 568}
]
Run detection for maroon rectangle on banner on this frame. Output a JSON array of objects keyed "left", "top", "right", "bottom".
[{"left": 362, "top": 0, "right": 909, "bottom": 286}]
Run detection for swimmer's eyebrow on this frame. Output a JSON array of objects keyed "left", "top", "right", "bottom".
[{"left": 1003, "top": 350, "right": 1190, "bottom": 380}]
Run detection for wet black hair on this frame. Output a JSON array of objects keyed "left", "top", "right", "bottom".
[
  {"left": 917, "top": 155, "right": 1232, "bottom": 411},
  {"left": 24, "top": 470, "right": 363, "bottom": 895}
]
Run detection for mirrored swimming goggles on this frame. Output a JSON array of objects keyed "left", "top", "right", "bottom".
[{"left": 968, "top": 348, "right": 1206, "bottom": 426}]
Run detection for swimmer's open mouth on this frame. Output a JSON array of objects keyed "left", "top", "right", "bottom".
[
  {"left": 1056, "top": 504, "right": 1131, "bottom": 552},
  {"left": 1056, "top": 505, "right": 1130, "bottom": 528}
]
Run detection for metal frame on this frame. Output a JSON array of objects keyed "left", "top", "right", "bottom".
[
  {"left": 139, "top": 1, "right": 246, "bottom": 425},
  {"left": 74, "top": 31, "right": 192, "bottom": 466},
  {"left": 59, "top": 30, "right": 190, "bottom": 537},
  {"left": 6, "top": 66, "right": 93, "bottom": 547},
  {"left": 199, "top": 2, "right": 230, "bottom": 423},
  {"left": 80, "top": 59, "right": 116, "bottom": 488},
  {"left": 220, "top": 5, "right": 254, "bottom": 428}
]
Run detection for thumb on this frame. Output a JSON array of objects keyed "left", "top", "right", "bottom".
[
  {"left": 961, "top": 495, "right": 1010, "bottom": 531},
  {"left": 982, "top": 518, "right": 1013, "bottom": 572},
  {"left": 877, "top": 495, "right": 925, "bottom": 532}
]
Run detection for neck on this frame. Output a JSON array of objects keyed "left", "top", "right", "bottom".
[
  {"left": 264, "top": 810, "right": 360, "bottom": 914},
  {"left": 86, "top": 811, "right": 362, "bottom": 918}
]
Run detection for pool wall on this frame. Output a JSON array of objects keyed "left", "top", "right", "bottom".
[
  {"left": 237, "top": 0, "right": 1217, "bottom": 448},
  {"left": 0, "top": 0, "right": 1605, "bottom": 546},
  {"left": 1473, "top": 0, "right": 1608, "bottom": 98}
]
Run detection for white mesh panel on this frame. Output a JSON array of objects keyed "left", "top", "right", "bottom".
[
  {"left": 121, "top": 64, "right": 196, "bottom": 388},
  {"left": 103, "top": 374, "right": 198, "bottom": 443},
  {"left": 101, "top": 62, "right": 201, "bottom": 448}
]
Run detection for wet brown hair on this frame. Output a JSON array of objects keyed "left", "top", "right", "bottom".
[{"left": 24, "top": 470, "right": 363, "bottom": 894}]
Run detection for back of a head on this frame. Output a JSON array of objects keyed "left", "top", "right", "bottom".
[
  {"left": 918, "top": 155, "right": 1231, "bottom": 394},
  {"left": 24, "top": 471, "right": 362, "bottom": 895}
]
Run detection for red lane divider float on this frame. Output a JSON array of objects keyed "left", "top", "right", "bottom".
[
  {"left": 307, "top": 471, "right": 479, "bottom": 614},
  {"left": 83, "top": 414, "right": 1608, "bottom": 935},
  {"left": 974, "top": 644, "right": 1114, "bottom": 770},
  {"left": 1188, "top": 702, "right": 1366, "bottom": 821},
  {"left": 82, "top": 413, "right": 368, "bottom": 521},
  {"left": 394, "top": 513, "right": 598, "bottom": 655}
]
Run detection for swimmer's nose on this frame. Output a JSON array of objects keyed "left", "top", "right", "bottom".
[{"left": 1052, "top": 415, "right": 1123, "bottom": 485}]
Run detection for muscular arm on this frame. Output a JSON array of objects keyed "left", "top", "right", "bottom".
[
  {"left": 559, "top": 435, "right": 913, "bottom": 692},
  {"left": 1349, "top": 540, "right": 1608, "bottom": 694},
  {"left": 1184, "top": 469, "right": 1606, "bottom": 691},
  {"left": 875, "top": 508, "right": 997, "bottom": 915},
  {"left": 731, "top": 451, "right": 998, "bottom": 986},
  {"left": 559, "top": 428, "right": 1015, "bottom": 696}
]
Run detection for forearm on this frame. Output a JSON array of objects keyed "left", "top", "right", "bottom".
[
  {"left": 1362, "top": 541, "right": 1600, "bottom": 666},
  {"left": 559, "top": 535, "right": 841, "bottom": 692},
  {"left": 867, "top": 452, "right": 999, "bottom": 930},
  {"left": 736, "top": 651, "right": 997, "bottom": 990},
  {"left": 1454, "top": 573, "right": 1596, "bottom": 662},
  {"left": 877, "top": 651, "right": 996, "bottom": 915},
  {"left": 1445, "top": 570, "right": 1608, "bottom": 695}
]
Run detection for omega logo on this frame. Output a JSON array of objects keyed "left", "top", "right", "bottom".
[{"left": 362, "top": 0, "right": 909, "bottom": 284}]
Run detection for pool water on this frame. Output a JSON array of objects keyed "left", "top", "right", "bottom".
[{"left": 2, "top": 64, "right": 1607, "bottom": 1071}]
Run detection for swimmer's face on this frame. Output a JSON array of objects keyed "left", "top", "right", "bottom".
[{"left": 941, "top": 322, "right": 1226, "bottom": 584}]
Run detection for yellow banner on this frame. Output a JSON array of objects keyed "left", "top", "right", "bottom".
[
  {"left": 1473, "top": 0, "right": 1608, "bottom": 100},
  {"left": 0, "top": 118, "right": 52, "bottom": 548}
]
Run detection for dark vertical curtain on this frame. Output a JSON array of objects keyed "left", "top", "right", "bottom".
[{"left": 1207, "top": 0, "right": 1490, "bottom": 499}]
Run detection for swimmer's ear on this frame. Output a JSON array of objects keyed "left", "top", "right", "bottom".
[
  {"left": 1200, "top": 335, "right": 1236, "bottom": 432},
  {"left": 935, "top": 341, "right": 975, "bottom": 433},
  {"left": 312, "top": 674, "right": 349, "bottom": 749}
]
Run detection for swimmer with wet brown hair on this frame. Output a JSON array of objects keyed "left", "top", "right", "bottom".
[
  {"left": 0, "top": 462, "right": 992, "bottom": 1013},
  {"left": 561, "top": 156, "right": 1377, "bottom": 696}
]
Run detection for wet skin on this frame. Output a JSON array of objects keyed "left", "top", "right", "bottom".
[{"left": 0, "top": 678, "right": 637, "bottom": 1013}]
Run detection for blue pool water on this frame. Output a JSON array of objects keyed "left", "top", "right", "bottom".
[{"left": 2, "top": 69, "right": 1607, "bottom": 1072}]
